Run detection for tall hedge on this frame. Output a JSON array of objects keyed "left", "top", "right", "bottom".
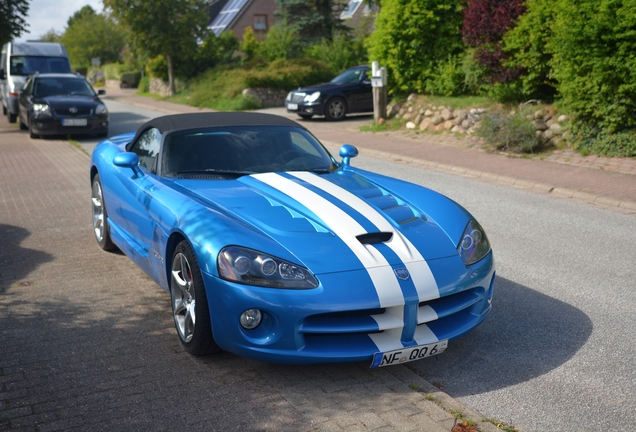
[
  {"left": 547, "top": 0, "right": 636, "bottom": 133},
  {"left": 366, "top": 0, "right": 464, "bottom": 94},
  {"left": 502, "top": 0, "right": 556, "bottom": 99}
]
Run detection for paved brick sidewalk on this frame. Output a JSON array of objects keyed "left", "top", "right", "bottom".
[{"left": 0, "top": 124, "right": 500, "bottom": 430}]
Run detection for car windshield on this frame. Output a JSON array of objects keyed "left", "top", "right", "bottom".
[
  {"left": 33, "top": 78, "right": 96, "bottom": 97},
  {"left": 163, "top": 126, "right": 337, "bottom": 178},
  {"left": 9, "top": 56, "right": 71, "bottom": 76},
  {"left": 330, "top": 68, "right": 368, "bottom": 84}
]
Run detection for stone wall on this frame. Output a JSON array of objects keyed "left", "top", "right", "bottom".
[
  {"left": 149, "top": 78, "right": 186, "bottom": 97},
  {"left": 389, "top": 93, "right": 569, "bottom": 147},
  {"left": 242, "top": 88, "right": 288, "bottom": 108}
]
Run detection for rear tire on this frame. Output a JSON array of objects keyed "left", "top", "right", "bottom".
[
  {"left": 7, "top": 110, "right": 17, "bottom": 123},
  {"left": 171, "top": 240, "right": 219, "bottom": 356}
]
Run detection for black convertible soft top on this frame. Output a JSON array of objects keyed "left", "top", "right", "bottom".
[{"left": 131, "top": 112, "right": 303, "bottom": 144}]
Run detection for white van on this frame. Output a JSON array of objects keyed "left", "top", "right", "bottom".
[{"left": 1, "top": 42, "right": 72, "bottom": 123}]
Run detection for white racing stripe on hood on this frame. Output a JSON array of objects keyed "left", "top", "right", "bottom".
[
  {"left": 289, "top": 172, "right": 439, "bottom": 302},
  {"left": 252, "top": 172, "right": 404, "bottom": 307}
]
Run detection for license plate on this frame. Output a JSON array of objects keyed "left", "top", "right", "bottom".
[
  {"left": 370, "top": 340, "right": 448, "bottom": 368},
  {"left": 287, "top": 103, "right": 298, "bottom": 111},
  {"left": 62, "top": 118, "right": 87, "bottom": 126}
]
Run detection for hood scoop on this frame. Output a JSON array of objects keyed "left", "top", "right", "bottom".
[{"left": 356, "top": 232, "right": 393, "bottom": 244}]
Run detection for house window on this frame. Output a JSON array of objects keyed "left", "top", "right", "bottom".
[
  {"left": 254, "top": 14, "right": 267, "bottom": 31},
  {"left": 340, "top": 0, "right": 362, "bottom": 19}
]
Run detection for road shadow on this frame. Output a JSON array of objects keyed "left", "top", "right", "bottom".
[
  {"left": 406, "top": 275, "right": 593, "bottom": 396},
  {"left": 0, "top": 224, "right": 53, "bottom": 294}
]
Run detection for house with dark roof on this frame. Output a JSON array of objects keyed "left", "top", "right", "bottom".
[
  {"left": 207, "top": 0, "right": 376, "bottom": 42},
  {"left": 208, "top": 0, "right": 277, "bottom": 41}
]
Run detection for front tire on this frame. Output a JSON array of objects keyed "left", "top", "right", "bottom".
[
  {"left": 171, "top": 240, "right": 218, "bottom": 356},
  {"left": 324, "top": 97, "right": 346, "bottom": 121},
  {"left": 28, "top": 119, "right": 39, "bottom": 139},
  {"left": 91, "top": 173, "right": 116, "bottom": 251}
]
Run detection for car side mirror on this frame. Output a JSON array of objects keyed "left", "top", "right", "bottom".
[
  {"left": 339, "top": 144, "right": 358, "bottom": 167},
  {"left": 98, "top": 89, "right": 106, "bottom": 95},
  {"left": 113, "top": 152, "right": 141, "bottom": 175}
]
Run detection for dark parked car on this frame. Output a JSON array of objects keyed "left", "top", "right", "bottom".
[
  {"left": 286, "top": 65, "right": 372, "bottom": 121},
  {"left": 18, "top": 73, "right": 109, "bottom": 138}
]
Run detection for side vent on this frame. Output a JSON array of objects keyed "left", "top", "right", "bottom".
[{"left": 356, "top": 232, "right": 393, "bottom": 244}]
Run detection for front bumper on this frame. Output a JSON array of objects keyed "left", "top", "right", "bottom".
[
  {"left": 30, "top": 116, "right": 109, "bottom": 136},
  {"left": 286, "top": 99, "right": 325, "bottom": 117},
  {"left": 203, "top": 252, "right": 495, "bottom": 365}
]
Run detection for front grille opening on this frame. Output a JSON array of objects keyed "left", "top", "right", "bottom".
[{"left": 356, "top": 232, "right": 393, "bottom": 244}]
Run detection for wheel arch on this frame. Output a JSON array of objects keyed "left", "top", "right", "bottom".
[{"left": 164, "top": 231, "right": 188, "bottom": 292}]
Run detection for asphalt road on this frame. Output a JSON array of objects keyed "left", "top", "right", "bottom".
[{"left": 12, "top": 97, "right": 635, "bottom": 431}]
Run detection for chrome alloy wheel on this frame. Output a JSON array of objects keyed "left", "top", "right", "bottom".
[
  {"left": 91, "top": 180, "right": 106, "bottom": 243},
  {"left": 171, "top": 252, "right": 196, "bottom": 343}
]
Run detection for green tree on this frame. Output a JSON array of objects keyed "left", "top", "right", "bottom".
[
  {"left": 366, "top": 0, "right": 464, "bottom": 94},
  {"left": 39, "top": 29, "right": 61, "bottom": 42},
  {"left": 0, "top": 0, "right": 30, "bottom": 46},
  {"left": 275, "top": 0, "right": 348, "bottom": 44},
  {"left": 104, "top": 0, "right": 211, "bottom": 96},
  {"left": 67, "top": 5, "right": 97, "bottom": 28},
  {"left": 59, "top": 10, "right": 125, "bottom": 69}
]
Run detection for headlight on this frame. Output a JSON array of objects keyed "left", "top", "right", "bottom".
[
  {"left": 218, "top": 246, "right": 319, "bottom": 289},
  {"left": 95, "top": 104, "right": 108, "bottom": 115},
  {"left": 457, "top": 220, "right": 491, "bottom": 266},
  {"left": 32, "top": 103, "right": 51, "bottom": 118},
  {"left": 303, "top": 91, "right": 321, "bottom": 103}
]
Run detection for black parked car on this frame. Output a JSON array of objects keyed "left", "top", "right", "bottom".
[
  {"left": 286, "top": 65, "right": 372, "bottom": 121},
  {"left": 18, "top": 73, "right": 109, "bottom": 138}
]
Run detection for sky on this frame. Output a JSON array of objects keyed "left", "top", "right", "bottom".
[{"left": 16, "top": 0, "right": 104, "bottom": 42}]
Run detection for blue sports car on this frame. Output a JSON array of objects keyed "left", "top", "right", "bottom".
[{"left": 90, "top": 112, "right": 495, "bottom": 367}]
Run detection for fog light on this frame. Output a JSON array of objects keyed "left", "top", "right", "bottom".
[{"left": 240, "top": 309, "right": 262, "bottom": 329}]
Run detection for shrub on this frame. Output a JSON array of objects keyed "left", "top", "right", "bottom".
[
  {"left": 477, "top": 110, "right": 539, "bottom": 153},
  {"left": 462, "top": 0, "right": 526, "bottom": 83},
  {"left": 138, "top": 76, "right": 150, "bottom": 93},
  {"left": 259, "top": 21, "right": 302, "bottom": 61},
  {"left": 547, "top": 0, "right": 636, "bottom": 133},
  {"left": 102, "top": 63, "right": 122, "bottom": 80},
  {"left": 425, "top": 55, "right": 466, "bottom": 96},
  {"left": 241, "top": 26, "right": 261, "bottom": 61},
  {"left": 305, "top": 32, "right": 367, "bottom": 74},
  {"left": 120, "top": 72, "right": 141, "bottom": 88},
  {"left": 502, "top": 0, "right": 557, "bottom": 100},
  {"left": 570, "top": 123, "right": 636, "bottom": 158},
  {"left": 366, "top": 0, "right": 464, "bottom": 94}
]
